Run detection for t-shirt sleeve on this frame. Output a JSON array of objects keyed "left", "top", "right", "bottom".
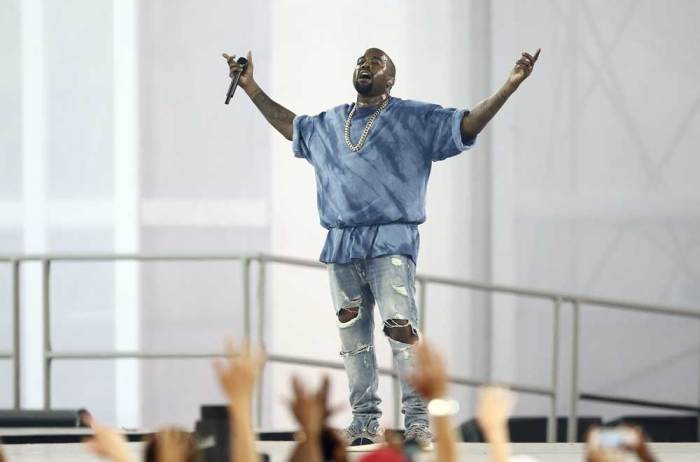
[
  {"left": 423, "top": 105, "right": 476, "bottom": 161},
  {"left": 292, "top": 114, "right": 315, "bottom": 163}
]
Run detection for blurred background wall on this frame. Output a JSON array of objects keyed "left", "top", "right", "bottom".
[{"left": 0, "top": 0, "right": 698, "bottom": 430}]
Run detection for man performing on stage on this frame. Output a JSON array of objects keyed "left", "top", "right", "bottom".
[{"left": 223, "top": 46, "right": 539, "bottom": 448}]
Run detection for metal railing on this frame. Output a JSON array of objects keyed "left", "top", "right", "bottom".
[{"left": 1, "top": 252, "right": 699, "bottom": 442}]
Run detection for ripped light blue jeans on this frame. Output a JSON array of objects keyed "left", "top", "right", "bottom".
[{"left": 328, "top": 254, "right": 429, "bottom": 430}]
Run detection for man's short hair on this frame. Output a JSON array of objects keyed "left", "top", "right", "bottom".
[{"left": 367, "top": 47, "right": 396, "bottom": 79}]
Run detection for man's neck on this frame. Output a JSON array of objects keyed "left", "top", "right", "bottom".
[{"left": 356, "top": 93, "right": 390, "bottom": 108}]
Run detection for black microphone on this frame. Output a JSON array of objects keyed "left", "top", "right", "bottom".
[{"left": 225, "top": 57, "right": 248, "bottom": 104}]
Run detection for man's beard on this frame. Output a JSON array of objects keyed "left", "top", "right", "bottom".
[{"left": 354, "top": 78, "right": 374, "bottom": 96}]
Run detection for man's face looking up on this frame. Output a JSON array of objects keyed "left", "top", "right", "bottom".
[{"left": 353, "top": 48, "right": 396, "bottom": 97}]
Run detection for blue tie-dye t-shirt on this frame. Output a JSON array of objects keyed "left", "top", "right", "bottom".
[{"left": 292, "top": 97, "right": 475, "bottom": 264}]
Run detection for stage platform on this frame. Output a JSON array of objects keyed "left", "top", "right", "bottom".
[
  {"left": 0, "top": 427, "right": 150, "bottom": 445},
  {"left": 2, "top": 441, "right": 700, "bottom": 462}
]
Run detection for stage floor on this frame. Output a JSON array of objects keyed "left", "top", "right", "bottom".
[{"left": 3, "top": 442, "right": 700, "bottom": 462}]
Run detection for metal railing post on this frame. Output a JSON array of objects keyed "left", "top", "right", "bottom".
[
  {"left": 256, "top": 256, "right": 266, "bottom": 427},
  {"left": 418, "top": 278, "right": 427, "bottom": 333},
  {"left": 257, "top": 256, "right": 266, "bottom": 347},
  {"left": 12, "top": 260, "right": 21, "bottom": 409},
  {"left": 547, "top": 297, "right": 561, "bottom": 443},
  {"left": 568, "top": 300, "right": 580, "bottom": 442},
  {"left": 242, "top": 257, "right": 251, "bottom": 340},
  {"left": 393, "top": 372, "right": 401, "bottom": 428},
  {"left": 42, "top": 259, "right": 52, "bottom": 409}
]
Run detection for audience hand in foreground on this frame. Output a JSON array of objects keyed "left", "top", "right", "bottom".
[
  {"left": 476, "top": 386, "right": 514, "bottom": 436},
  {"left": 289, "top": 375, "right": 332, "bottom": 439},
  {"left": 82, "top": 414, "right": 134, "bottom": 462},
  {"left": 408, "top": 340, "right": 459, "bottom": 462},
  {"left": 288, "top": 376, "right": 348, "bottom": 462},
  {"left": 214, "top": 338, "right": 266, "bottom": 407},
  {"left": 476, "top": 386, "right": 514, "bottom": 462},
  {"left": 408, "top": 340, "right": 448, "bottom": 400},
  {"left": 586, "top": 425, "right": 657, "bottom": 462},
  {"left": 213, "top": 339, "right": 264, "bottom": 462}
]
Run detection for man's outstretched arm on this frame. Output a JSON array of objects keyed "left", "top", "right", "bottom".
[
  {"left": 461, "top": 49, "right": 540, "bottom": 140},
  {"left": 223, "top": 51, "right": 295, "bottom": 141}
]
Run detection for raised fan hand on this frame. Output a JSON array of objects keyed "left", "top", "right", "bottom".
[
  {"left": 213, "top": 337, "right": 266, "bottom": 407},
  {"left": 82, "top": 414, "right": 134, "bottom": 462},
  {"left": 408, "top": 340, "right": 449, "bottom": 400}
]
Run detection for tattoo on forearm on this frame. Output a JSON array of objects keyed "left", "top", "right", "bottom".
[
  {"left": 461, "top": 85, "right": 513, "bottom": 139},
  {"left": 250, "top": 88, "right": 295, "bottom": 140}
]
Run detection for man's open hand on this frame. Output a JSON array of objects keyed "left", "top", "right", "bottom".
[
  {"left": 222, "top": 50, "right": 254, "bottom": 90},
  {"left": 507, "top": 48, "right": 540, "bottom": 90}
]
